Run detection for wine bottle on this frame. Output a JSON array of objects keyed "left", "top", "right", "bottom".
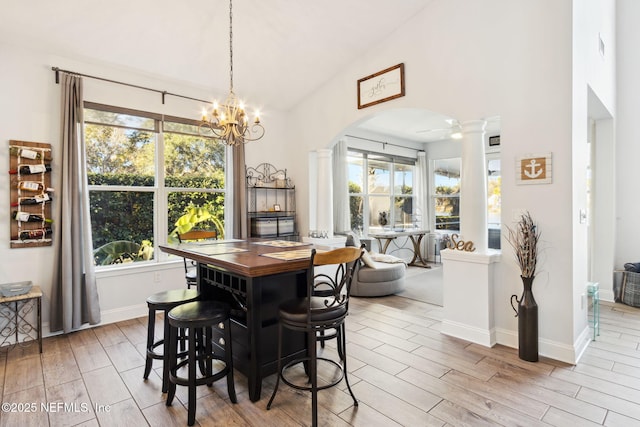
[
  {"left": 9, "top": 164, "right": 51, "bottom": 175},
  {"left": 13, "top": 211, "right": 53, "bottom": 223},
  {"left": 19, "top": 227, "right": 53, "bottom": 240},
  {"left": 10, "top": 193, "right": 52, "bottom": 207},
  {"left": 9, "top": 146, "right": 51, "bottom": 160},
  {"left": 18, "top": 182, "right": 54, "bottom": 192}
]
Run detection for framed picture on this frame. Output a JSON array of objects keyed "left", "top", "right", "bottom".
[
  {"left": 358, "top": 63, "right": 405, "bottom": 109},
  {"left": 516, "top": 152, "right": 552, "bottom": 185},
  {"left": 273, "top": 204, "right": 281, "bottom": 212}
]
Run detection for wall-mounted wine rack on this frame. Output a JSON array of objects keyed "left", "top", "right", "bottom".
[{"left": 9, "top": 140, "right": 53, "bottom": 248}]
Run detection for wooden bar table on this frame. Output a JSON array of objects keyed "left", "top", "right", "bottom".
[{"left": 159, "top": 239, "right": 313, "bottom": 402}]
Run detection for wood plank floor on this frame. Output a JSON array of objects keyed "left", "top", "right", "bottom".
[{"left": 1, "top": 295, "right": 639, "bottom": 426}]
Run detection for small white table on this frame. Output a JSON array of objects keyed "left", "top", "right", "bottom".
[{"left": 0, "top": 286, "right": 42, "bottom": 353}]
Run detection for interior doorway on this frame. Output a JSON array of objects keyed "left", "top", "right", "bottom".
[{"left": 587, "top": 88, "right": 615, "bottom": 300}]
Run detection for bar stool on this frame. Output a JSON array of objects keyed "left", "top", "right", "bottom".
[
  {"left": 267, "top": 247, "right": 364, "bottom": 427},
  {"left": 143, "top": 289, "right": 199, "bottom": 393},
  {"left": 166, "top": 300, "right": 237, "bottom": 426}
]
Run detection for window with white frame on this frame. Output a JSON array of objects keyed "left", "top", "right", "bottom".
[
  {"left": 487, "top": 154, "right": 501, "bottom": 248},
  {"left": 84, "top": 103, "right": 226, "bottom": 266},
  {"left": 432, "top": 158, "right": 461, "bottom": 231},
  {"left": 347, "top": 151, "right": 415, "bottom": 234}
]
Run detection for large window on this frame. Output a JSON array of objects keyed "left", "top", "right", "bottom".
[
  {"left": 348, "top": 151, "right": 415, "bottom": 234},
  {"left": 84, "top": 103, "right": 226, "bottom": 266},
  {"left": 433, "top": 158, "right": 460, "bottom": 231},
  {"left": 487, "top": 155, "right": 501, "bottom": 248}
]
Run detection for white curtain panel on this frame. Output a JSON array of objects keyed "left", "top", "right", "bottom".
[
  {"left": 332, "top": 138, "right": 350, "bottom": 233},
  {"left": 415, "top": 151, "right": 429, "bottom": 230}
]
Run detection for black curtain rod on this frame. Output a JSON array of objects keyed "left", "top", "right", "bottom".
[
  {"left": 344, "top": 134, "right": 424, "bottom": 152},
  {"left": 51, "top": 66, "right": 210, "bottom": 105}
]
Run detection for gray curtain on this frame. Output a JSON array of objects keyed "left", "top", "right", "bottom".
[
  {"left": 232, "top": 143, "right": 247, "bottom": 239},
  {"left": 50, "top": 73, "right": 101, "bottom": 333}
]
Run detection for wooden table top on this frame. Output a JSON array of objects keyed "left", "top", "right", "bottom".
[
  {"left": 159, "top": 239, "right": 314, "bottom": 278},
  {"left": 368, "top": 229, "right": 429, "bottom": 238},
  {"left": 0, "top": 285, "right": 42, "bottom": 303}
]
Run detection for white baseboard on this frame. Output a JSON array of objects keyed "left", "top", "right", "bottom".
[
  {"left": 441, "top": 319, "right": 496, "bottom": 347},
  {"left": 99, "top": 303, "right": 148, "bottom": 325},
  {"left": 600, "top": 289, "right": 615, "bottom": 303},
  {"left": 572, "top": 325, "right": 593, "bottom": 363},
  {"left": 494, "top": 326, "right": 589, "bottom": 365},
  {"left": 43, "top": 303, "right": 148, "bottom": 338}
]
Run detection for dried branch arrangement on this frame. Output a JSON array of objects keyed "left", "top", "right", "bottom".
[{"left": 506, "top": 212, "right": 540, "bottom": 278}]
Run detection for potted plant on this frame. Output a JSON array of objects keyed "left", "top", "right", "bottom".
[{"left": 506, "top": 211, "right": 541, "bottom": 362}]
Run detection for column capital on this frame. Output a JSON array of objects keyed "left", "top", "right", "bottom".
[
  {"left": 461, "top": 120, "right": 487, "bottom": 135},
  {"left": 317, "top": 148, "right": 332, "bottom": 158}
]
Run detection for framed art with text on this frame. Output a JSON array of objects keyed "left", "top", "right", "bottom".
[{"left": 357, "top": 63, "right": 405, "bottom": 109}]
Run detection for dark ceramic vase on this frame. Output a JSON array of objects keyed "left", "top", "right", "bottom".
[{"left": 510, "top": 276, "right": 538, "bottom": 362}]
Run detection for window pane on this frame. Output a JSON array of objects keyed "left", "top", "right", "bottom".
[
  {"left": 168, "top": 192, "right": 226, "bottom": 239},
  {"left": 368, "top": 159, "right": 390, "bottom": 194},
  {"left": 488, "top": 158, "right": 501, "bottom": 249},
  {"left": 434, "top": 158, "right": 460, "bottom": 196},
  {"left": 348, "top": 153, "right": 363, "bottom": 193},
  {"left": 163, "top": 121, "right": 201, "bottom": 135},
  {"left": 487, "top": 158, "right": 501, "bottom": 228},
  {"left": 369, "top": 196, "right": 391, "bottom": 230},
  {"left": 90, "top": 191, "right": 154, "bottom": 265},
  {"left": 394, "top": 196, "right": 413, "bottom": 228},
  {"left": 394, "top": 164, "right": 413, "bottom": 195},
  {"left": 85, "top": 108, "right": 155, "bottom": 131},
  {"left": 85, "top": 123, "right": 155, "bottom": 183},
  {"left": 164, "top": 133, "right": 225, "bottom": 188},
  {"left": 435, "top": 196, "right": 460, "bottom": 230},
  {"left": 349, "top": 195, "right": 363, "bottom": 232}
]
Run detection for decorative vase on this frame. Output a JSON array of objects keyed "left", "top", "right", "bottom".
[{"left": 510, "top": 276, "right": 538, "bottom": 362}]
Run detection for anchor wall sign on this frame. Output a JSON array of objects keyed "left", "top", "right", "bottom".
[{"left": 516, "top": 152, "right": 552, "bottom": 185}]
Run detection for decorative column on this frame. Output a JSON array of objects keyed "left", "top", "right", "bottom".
[
  {"left": 316, "top": 149, "right": 334, "bottom": 238},
  {"left": 441, "top": 119, "right": 501, "bottom": 347},
  {"left": 460, "top": 120, "right": 488, "bottom": 251}
]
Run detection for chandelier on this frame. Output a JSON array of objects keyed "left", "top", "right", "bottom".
[{"left": 200, "top": 0, "right": 265, "bottom": 146}]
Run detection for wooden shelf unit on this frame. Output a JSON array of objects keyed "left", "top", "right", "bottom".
[{"left": 9, "top": 140, "right": 53, "bottom": 248}]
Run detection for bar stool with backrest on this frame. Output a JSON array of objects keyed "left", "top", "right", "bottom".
[
  {"left": 176, "top": 230, "right": 218, "bottom": 289},
  {"left": 143, "top": 289, "right": 200, "bottom": 393},
  {"left": 267, "top": 246, "right": 364, "bottom": 426},
  {"left": 166, "top": 300, "right": 237, "bottom": 426}
]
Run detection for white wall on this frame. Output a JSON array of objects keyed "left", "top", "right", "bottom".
[
  {"left": 0, "top": 42, "right": 289, "bottom": 333},
  {"left": 571, "top": 0, "right": 617, "bottom": 354},
  {"left": 616, "top": 0, "right": 640, "bottom": 270},
  {"left": 287, "top": 0, "right": 617, "bottom": 363}
]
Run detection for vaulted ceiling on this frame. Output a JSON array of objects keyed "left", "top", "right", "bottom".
[{"left": 1, "top": 0, "right": 432, "bottom": 112}]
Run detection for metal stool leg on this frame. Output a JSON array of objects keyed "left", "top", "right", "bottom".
[{"left": 267, "top": 323, "right": 283, "bottom": 409}]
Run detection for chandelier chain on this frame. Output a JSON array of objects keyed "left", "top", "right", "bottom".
[
  {"left": 198, "top": 0, "right": 265, "bottom": 145},
  {"left": 229, "top": 0, "right": 233, "bottom": 92}
]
